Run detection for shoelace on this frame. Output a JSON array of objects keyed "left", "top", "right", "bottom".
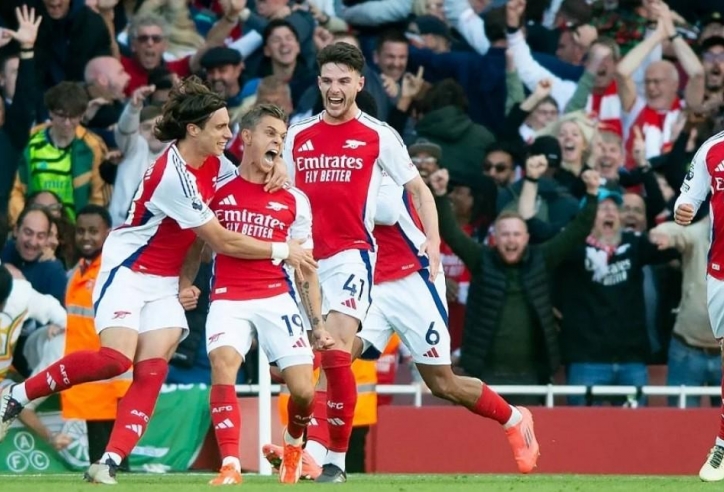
[
  {"left": 710, "top": 447, "right": 724, "bottom": 469},
  {"left": 283, "top": 446, "right": 303, "bottom": 467},
  {"left": 104, "top": 458, "right": 119, "bottom": 478}
]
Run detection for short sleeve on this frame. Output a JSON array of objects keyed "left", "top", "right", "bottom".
[
  {"left": 675, "top": 135, "right": 717, "bottom": 215},
  {"left": 217, "top": 155, "right": 238, "bottom": 190},
  {"left": 151, "top": 164, "right": 215, "bottom": 230},
  {"left": 289, "top": 188, "right": 314, "bottom": 250},
  {"left": 377, "top": 124, "right": 419, "bottom": 186},
  {"left": 374, "top": 173, "right": 403, "bottom": 225},
  {"left": 283, "top": 126, "right": 298, "bottom": 185}
]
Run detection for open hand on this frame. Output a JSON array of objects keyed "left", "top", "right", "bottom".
[{"left": 7, "top": 6, "right": 42, "bottom": 49}]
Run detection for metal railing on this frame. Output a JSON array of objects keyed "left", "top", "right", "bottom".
[{"left": 241, "top": 353, "right": 721, "bottom": 475}]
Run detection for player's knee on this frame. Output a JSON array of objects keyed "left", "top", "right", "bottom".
[
  {"left": 291, "top": 385, "right": 315, "bottom": 407},
  {"left": 133, "top": 358, "right": 169, "bottom": 384},
  {"left": 98, "top": 347, "right": 133, "bottom": 378},
  {"left": 209, "top": 348, "right": 242, "bottom": 382}
]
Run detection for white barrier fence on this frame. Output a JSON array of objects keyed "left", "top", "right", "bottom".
[{"left": 241, "top": 352, "right": 722, "bottom": 475}]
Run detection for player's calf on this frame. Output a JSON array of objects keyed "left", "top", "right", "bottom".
[
  {"left": 417, "top": 364, "right": 464, "bottom": 403},
  {"left": 282, "top": 364, "right": 315, "bottom": 440}
]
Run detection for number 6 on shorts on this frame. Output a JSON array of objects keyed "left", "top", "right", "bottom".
[{"left": 425, "top": 322, "right": 440, "bottom": 345}]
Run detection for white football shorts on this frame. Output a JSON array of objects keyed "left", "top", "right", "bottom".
[
  {"left": 205, "top": 294, "right": 314, "bottom": 370},
  {"left": 318, "top": 249, "right": 376, "bottom": 323},
  {"left": 93, "top": 266, "right": 189, "bottom": 339},
  {"left": 358, "top": 270, "right": 450, "bottom": 365}
]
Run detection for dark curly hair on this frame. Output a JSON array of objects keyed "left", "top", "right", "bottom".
[
  {"left": 317, "top": 42, "right": 365, "bottom": 74},
  {"left": 154, "top": 76, "right": 227, "bottom": 142}
]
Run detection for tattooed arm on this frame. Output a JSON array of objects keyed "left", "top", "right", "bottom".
[
  {"left": 289, "top": 189, "right": 334, "bottom": 350},
  {"left": 294, "top": 255, "right": 333, "bottom": 349},
  {"left": 295, "top": 266, "right": 321, "bottom": 326}
]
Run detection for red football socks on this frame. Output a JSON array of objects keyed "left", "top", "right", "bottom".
[
  {"left": 105, "top": 358, "right": 168, "bottom": 459},
  {"left": 306, "top": 390, "right": 330, "bottom": 447},
  {"left": 321, "top": 350, "right": 356, "bottom": 453},
  {"left": 24, "top": 347, "right": 132, "bottom": 401},
  {"left": 210, "top": 384, "right": 241, "bottom": 460},
  {"left": 287, "top": 394, "right": 314, "bottom": 440},
  {"left": 473, "top": 384, "right": 513, "bottom": 425}
]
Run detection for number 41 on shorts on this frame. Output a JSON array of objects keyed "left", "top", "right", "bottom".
[{"left": 343, "top": 274, "right": 365, "bottom": 301}]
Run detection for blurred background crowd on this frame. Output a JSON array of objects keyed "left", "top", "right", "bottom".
[{"left": 0, "top": 0, "right": 723, "bottom": 415}]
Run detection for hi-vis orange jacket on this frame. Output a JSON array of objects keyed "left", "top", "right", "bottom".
[
  {"left": 61, "top": 257, "right": 131, "bottom": 420},
  {"left": 278, "top": 358, "right": 378, "bottom": 427}
]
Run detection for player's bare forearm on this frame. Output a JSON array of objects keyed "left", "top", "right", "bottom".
[
  {"left": 406, "top": 177, "right": 440, "bottom": 242},
  {"left": 294, "top": 260, "right": 324, "bottom": 330},
  {"left": 221, "top": 231, "right": 275, "bottom": 259},
  {"left": 180, "top": 238, "right": 204, "bottom": 290},
  {"left": 196, "top": 219, "right": 274, "bottom": 259}
]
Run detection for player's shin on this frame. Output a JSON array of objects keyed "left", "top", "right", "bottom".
[
  {"left": 210, "top": 384, "right": 242, "bottom": 470},
  {"left": 321, "top": 350, "right": 356, "bottom": 469},
  {"left": 102, "top": 358, "right": 168, "bottom": 465},
  {"left": 305, "top": 389, "right": 330, "bottom": 464},
  {"left": 287, "top": 393, "right": 314, "bottom": 443}
]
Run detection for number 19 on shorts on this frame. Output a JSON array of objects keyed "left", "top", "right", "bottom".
[{"left": 281, "top": 314, "right": 304, "bottom": 336}]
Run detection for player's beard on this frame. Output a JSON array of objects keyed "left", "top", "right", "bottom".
[{"left": 324, "top": 90, "right": 353, "bottom": 119}]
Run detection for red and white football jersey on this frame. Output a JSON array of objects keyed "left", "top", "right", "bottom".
[
  {"left": 102, "top": 145, "right": 236, "bottom": 277},
  {"left": 373, "top": 179, "right": 428, "bottom": 284},
  {"left": 210, "top": 172, "right": 313, "bottom": 301},
  {"left": 675, "top": 130, "right": 724, "bottom": 279},
  {"left": 283, "top": 111, "right": 419, "bottom": 260}
]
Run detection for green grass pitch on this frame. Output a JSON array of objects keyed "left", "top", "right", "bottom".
[{"left": 0, "top": 473, "right": 718, "bottom": 491}]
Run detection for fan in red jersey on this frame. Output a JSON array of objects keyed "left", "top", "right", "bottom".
[
  {"left": 0, "top": 77, "right": 316, "bottom": 485},
  {"left": 674, "top": 130, "right": 724, "bottom": 482},
  {"left": 281, "top": 43, "right": 440, "bottom": 482}
]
